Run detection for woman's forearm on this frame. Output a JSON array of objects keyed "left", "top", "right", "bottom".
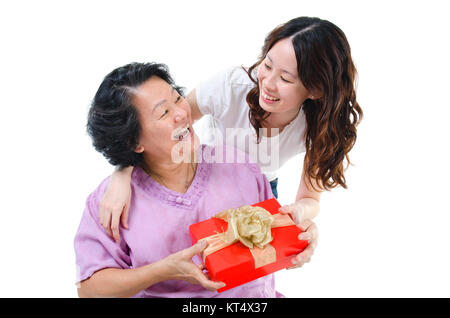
[
  {"left": 294, "top": 169, "right": 322, "bottom": 220},
  {"left": 113, "top": 165, "right": 134, "bottom": 180},
  {"left": 78, "top": 259, "right": 169, "bottom": 298}
]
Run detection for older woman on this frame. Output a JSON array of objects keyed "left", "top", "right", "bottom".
[{"left": 75, "top": 62, "right": 314, "bottom": 297}]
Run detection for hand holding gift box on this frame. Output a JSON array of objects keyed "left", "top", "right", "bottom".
[{"left": 189, "top": 198, "right": 309, "bottom": 293}]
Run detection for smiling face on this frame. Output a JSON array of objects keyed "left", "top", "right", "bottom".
[
  {"left": 131, "top": 76, "right": 198, "bottom": 163},
  {"left": 257, "top": 38, "right": 312, "bottom": 117}
]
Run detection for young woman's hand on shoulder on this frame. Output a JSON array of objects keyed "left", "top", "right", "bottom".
[{"left": 99, "top": 166, "right": 133, "bottom": 243}]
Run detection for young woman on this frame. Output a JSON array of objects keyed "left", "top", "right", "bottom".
[{"left": 99, "top": 17, "right": 363, "bottom": 269}]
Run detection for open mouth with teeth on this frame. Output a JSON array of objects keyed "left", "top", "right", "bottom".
[
  {"left": 172, "top": 125, "right": 192, "bottom": 141},
  {"left": 261, "top": 91, "right": 280, "bottom": 102}
]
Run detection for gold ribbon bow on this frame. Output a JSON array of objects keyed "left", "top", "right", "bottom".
[{"left": 199, "top": 205, "right": 295, "bottom": 268}]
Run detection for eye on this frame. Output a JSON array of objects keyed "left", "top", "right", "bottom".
[
  {"left": 175, "top": 95, "right": 182, "bottom": 103},
  {"left": 159, "top": 109, "right": 169, "bottom": 119},
  {"left": 281, "top": 76, "right": 293, "bottom": 83},
  {"left": 264, "top": 63, "right": 272, "bottom": 70}
]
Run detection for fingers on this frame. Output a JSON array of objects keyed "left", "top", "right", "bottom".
[
  {"left": 298, "top": 226, "right": 318, "bottom": 256},
  {"left": 288, "top": 222, "right": 319, "bottom": 270},
  {"left": 300, "top": 221, "right": 318, "bottom": 247},
  {"left": 288, "top": 244, "right": 315, "bottom": 269},
  {"left": 103, "top": 209, "right": 113, "bottom": 239},
  {"left": 99, "top": 199, "right": 107, "bottom": 229},
  {"left": 181, "top": 242, "right": 226, "bottom": 291},
  {"left": 199, "top": 277, "right": 226, "bottom": 291},
  {"left": 298, "top": 231, "right": 312, "bottom": 242},
  {"left": 121, "top": 198, "right": 130, "bottom": 230},
  {"left": 99, "top": 203, "right": 127, "bottom": 243},
  {"left": 185, "top": 240, "right": 208, "bottom": 257},
  {"left": 99, "top": 203, "right": 123, "bottom": 242},
  {"left": 98, "top": 178, "right": 132, "bottom": 240},
  {"left": 193, "top": 269, "right": 225, "bottom": 291},
  {"left": 278, "top": 204, "right": 294, "bottom": 215},
  {"left": 297, "top": 218, "right": 313, "bottom": 232},
  {"left": 288, "top": 246, "right": 314, "bottom": 269},
  {"left": 99, "top": 195, "right": 114, "bottom": 237},
  {"left": 279, "top": 204, "right": 304, "bottom": 224},
  {"left": 287, "top": 220, "right": 319, "bottom": 270},
  {"left": 172, "top": 245, "right": 225, "bottom": 292},
  {"left": 111, "top": 208, "right": 121, "bottom": 243},
  {"left": 100, "top": 198, "right": 131, "bottom": 243}
]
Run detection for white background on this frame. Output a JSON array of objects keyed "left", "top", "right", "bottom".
[{"left": 1, "top": 0, "right": 449, "bottom": 297}]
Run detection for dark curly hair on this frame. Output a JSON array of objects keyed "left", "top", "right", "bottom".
[
  {"left": 245, "top": 17, "right": 363, "bottom": 191},
  {"left": 87, "top": 62, "right": 184, "bottom": 169}
]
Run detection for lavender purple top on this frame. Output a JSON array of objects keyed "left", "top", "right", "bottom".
[{"left": 74, "top": 145, "right": 282, "bottom": 298}]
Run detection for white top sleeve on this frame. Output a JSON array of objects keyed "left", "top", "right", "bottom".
[{"left": 195, "top": 67, "right": 236, "bottom": 119}]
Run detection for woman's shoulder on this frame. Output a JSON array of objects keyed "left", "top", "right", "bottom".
[
  {"left": 196, "top": 66, "right": 253, "bottom": 118},
  {"left": 227, "top": 65, "right": 255, "bottom": 87}
]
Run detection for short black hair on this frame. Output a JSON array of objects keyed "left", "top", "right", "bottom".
[{"left": 87, "top": 62, "right": 184, "bottom": 169}]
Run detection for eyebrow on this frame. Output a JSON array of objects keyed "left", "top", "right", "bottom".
[
  {"left": 152, "top": 87, "right": 175, "bottom": 114},
  {"left": 267, "top": 55, "right": 297, "bottom": 78}
]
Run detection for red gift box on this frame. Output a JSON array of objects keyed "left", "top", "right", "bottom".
[{"left": 189, "top": 198, "right": 308, "bottom": 293}]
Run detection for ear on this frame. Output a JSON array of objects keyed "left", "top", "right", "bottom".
[
  {"left": 134, "top": 145, "right": 144, "bottom": 153},
  {"left": 309, "top": 88, "right": 323, "bottom": 100}
]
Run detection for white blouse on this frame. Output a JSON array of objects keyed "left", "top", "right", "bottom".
[{"left": 195, "top": 66, "right": 307, "bottom": 182}]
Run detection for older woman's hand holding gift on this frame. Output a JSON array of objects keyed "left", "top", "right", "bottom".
[{"left": 164, "top": 240, "right": 226, "bottom": 291}]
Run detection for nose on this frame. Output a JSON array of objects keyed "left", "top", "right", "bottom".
[
  {"left": 263, "top": 72, "right": 277, "bottom": 92},
  {"left": 173, "top": 105, "right": 188, "bottom": 124}
]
